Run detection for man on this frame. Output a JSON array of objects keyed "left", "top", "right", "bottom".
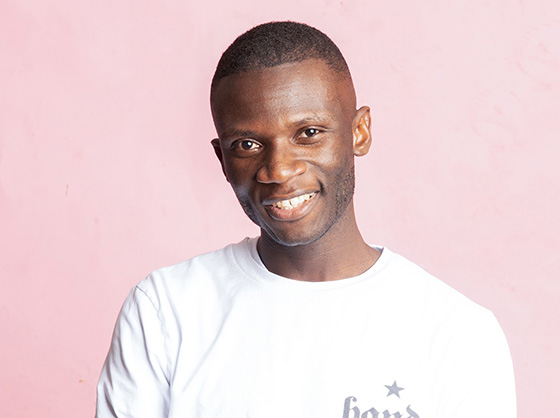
[{"left": 96, "top": 21, "right": 516, "bottom": 417}]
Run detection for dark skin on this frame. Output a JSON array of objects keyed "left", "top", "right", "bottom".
[{"left": 211, "top": 59, "right": 380, "bottom": 282}]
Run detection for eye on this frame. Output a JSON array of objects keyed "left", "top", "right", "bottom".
[
  {"left": 240, "top": 140, "right": 256, "bottom": 150},
  {"left": 232, "top": 139, "right": 261, "bottom": 153},
  {"left": 302, "top": 128, "right": 320, "bottom": 137},
  {"left": 297, "top": 127, "right": 324, "bottom": 144}
]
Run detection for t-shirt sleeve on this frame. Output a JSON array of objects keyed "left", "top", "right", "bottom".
[
  {"left": 96, "top": 286, "right": 170, "bottom": 418},
  {"left": 433, "top": 310, "right": 517, "bottom": 418}
]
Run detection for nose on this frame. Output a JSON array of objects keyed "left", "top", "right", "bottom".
[{"left": 256, "top": 143, "right": 306, "bottom": 184}]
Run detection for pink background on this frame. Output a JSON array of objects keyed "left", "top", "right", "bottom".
[{"left": 1, "top": 0, "right": 559, "bottom": 416}]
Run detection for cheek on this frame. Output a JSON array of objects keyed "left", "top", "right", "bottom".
[
  {"left": 224, "top": 162, "right": 254, "bottom": 194},
  {"left": 314, "top": 142, "right": 354, "bottom": 174}
]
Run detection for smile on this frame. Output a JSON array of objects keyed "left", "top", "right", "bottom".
[
  {"left": 264, "top": 192, "right": 318, "bottom": 221},
  {"left": 270, "top": 192, "right": 316, "bottom": 210}
]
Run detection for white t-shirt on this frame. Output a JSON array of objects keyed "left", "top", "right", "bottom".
[{"left": 96, "top": 238, "right": 516, "bottom": 417}]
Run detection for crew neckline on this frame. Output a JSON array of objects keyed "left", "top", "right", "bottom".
[{"left": 228, "top": 237, "right": 393, "bottom": 292}]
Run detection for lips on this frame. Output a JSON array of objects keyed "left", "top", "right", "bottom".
[{"left": 263, "top": 192, "right": 317, "bottom": 221}]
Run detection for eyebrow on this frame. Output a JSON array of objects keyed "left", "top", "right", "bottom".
[
  {"left": 219, "top": 129, "right": 257, "bottom": 141},
  {"left": 291, "top": 115, "right": 334, "bottom": 126},
  {"left": 219, "top": 115, "right": 335, "bottom": 140}
]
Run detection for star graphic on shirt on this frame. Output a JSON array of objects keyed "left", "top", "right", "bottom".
[{"left": 385, "top": 381, "right": 404, "bottom": 398}]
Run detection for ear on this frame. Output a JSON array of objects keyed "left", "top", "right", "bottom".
[
  {"left": 211, "top": 138, "right": 229, "bottom": 182},
  {"left": 352, "top": 106, "right": 372, "bottom": 157}
]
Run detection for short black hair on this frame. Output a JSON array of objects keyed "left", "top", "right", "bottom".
[{"left": 210, "top": 21, "right": 352, "bottom": 102}]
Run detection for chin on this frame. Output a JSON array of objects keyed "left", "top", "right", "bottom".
[{"left": 261, "top": 224, "right": 330, "bottom": 248}]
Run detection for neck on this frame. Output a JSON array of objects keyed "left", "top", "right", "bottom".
[{"left": 256, "top": 204, "right": 380, "bottom": 282}]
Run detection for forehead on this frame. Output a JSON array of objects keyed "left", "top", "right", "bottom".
[{"left": 211, "top": 59, "right": 355, "bottom": 134}]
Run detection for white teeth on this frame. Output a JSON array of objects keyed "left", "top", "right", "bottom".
[{"left": 272, "top": 193, "right": 314, "bottom": 210}]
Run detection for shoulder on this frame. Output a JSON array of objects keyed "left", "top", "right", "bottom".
[
  {"left": 134, "top": 238, "right": 255, "bottom": 311},
  {"left": 380, "top": 247, "right": 498, "bottom": 328},
  {"left": 380, "top": 248, "right": 511, "bottom": 365}
]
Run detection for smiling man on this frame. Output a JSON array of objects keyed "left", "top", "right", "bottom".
[{"left": 96, "top": 22, "right": 516, "bottom": 418}]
